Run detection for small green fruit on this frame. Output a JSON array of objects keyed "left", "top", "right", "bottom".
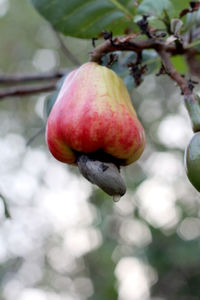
[{"left": 185, "top": 132, "right": 200, "bottom": 192}]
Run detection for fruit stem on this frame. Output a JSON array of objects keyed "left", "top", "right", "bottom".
[{"left": 184, "top": 94, "right": 200, "bottom": 132}]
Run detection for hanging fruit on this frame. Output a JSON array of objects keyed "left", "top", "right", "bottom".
[
  {"left": 185, "top": 132, "right": 200, "bottom": 192},
  {"left": 46, "top": 62, "right": 145, "bottom": 199}
]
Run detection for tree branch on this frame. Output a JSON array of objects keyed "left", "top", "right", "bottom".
[
  {"left": 90, "top": 36, "right": 189, "bottom": 64},
  {"left": 90, "top": 37, "right": 159, "bottom": 63},
  {"left": 0, "top": 70, "right": 68, "bottom": 85},
  {"left": 156, "top": 47, "right": 192, "bottom": 95},
  {"left": 154, "top": 46, "right": 200, "bottom": 132},
  {"left": 0, "top": 83, "right": 57, "bottom": 99},
  {"left": 90, "top": 35, "right": 197, "bottom": 96}
]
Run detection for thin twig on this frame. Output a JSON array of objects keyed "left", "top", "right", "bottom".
[
  {"left": 0, "top": 193, "right": 11, "bottom": 218},
  {"left": 26, "top": 127, "right": 45, "bottom": 146},
  {"left": 0, "top": 83, "right": 57, "bottom": 99},
  {"left": 53, "top": 28, "right": 81, "bottom": 66},
  {"left": 0, "top": 70, "right": 68, "bottom": 85},
  {"left": 157, "top": 47, "right": 191, "bottom": 95}
]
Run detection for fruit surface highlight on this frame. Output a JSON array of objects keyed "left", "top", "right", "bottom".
[
  {"left": 185, "top": 132, "right": 200, "bottom": 192},
  {"left": 46, "top": 62, "right": 145, "bottom": 166}
]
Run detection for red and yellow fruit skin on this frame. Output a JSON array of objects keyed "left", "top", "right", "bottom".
[{"left": 46, "top": 62, "right": 145, "bottom": 166}]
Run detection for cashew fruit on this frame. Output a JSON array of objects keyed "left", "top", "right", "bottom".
[
  {"left": 46, "top": 62, "right": 145, "bottom": 165},
  {"left": 185, "top": 132, "right": 200, "bottom": 192},
  {"left": 46, "top": 62, "right": 145, "bottom": 197}
]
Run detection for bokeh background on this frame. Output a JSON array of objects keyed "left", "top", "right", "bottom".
[{"left": 0, "top": 0, "right": 200, "bottom": 299}]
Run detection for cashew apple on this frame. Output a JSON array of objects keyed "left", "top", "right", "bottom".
[
  {"left": 46, "top": 62, "right": 145, "bottom": 165},
  {"left": 46, "top": 62, "right": 145, "bottom": 197}
]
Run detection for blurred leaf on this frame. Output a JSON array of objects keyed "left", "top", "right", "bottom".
[
  {"left": 142, "top": 50, "right": 160, "bottom": 74},
  {"left": 30, "top": 0, "right": 136, "bottom": 39},
  {"left": 44, "top": 92, "right": 58, "bottom": 120},
  {"left": 148, "top": 15, "right": 167, "bottom": 30},
  {"left": 178, "top": 0, "right": 200, "bottom": 18},
  {"left": 162, "top": 9, "right": 171, "bottom": 33},
  {"left": 102, "top": 52, "right": 124, "bottom": 73},
  {"left": 123, "top": 74, "right": 136, "bottom": 91},
  {"left": 123, "top": 50, "right": 160, "bottom": 86},
  {"left": 172, "top": 0, "right": 192, "bottom": 13},
  {"left": 179, "top": 5, "right": 200, "bottom": 38},
  {"left": 170, "top": 18, "right": 183, "bottom": 34},
  {"left": 171, "top": 55, "right": 188, "bottom": 73},
  {"left": 138, "top": 0, "right": 172, "bottom": 16},
  {"left": 188, "top": 39, "right": 200, "bottom": 51},
  {"left": 105, "top": 50, "right": 159, "bottom": 91}
]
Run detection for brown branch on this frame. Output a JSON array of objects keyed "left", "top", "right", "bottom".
[
  {"left": 90, "top": 37, "right": 160, "bottom": 63},
  {"left": 90, "top": 35, "right": 198, "bottom": 96},
  {"left": 0, "top": 83, "right": 57, "bottom": 99},
  {"left": 156, "top": 47, "right": 192, "bottom": 95},
  {"left": 0, "top": 70, "right": 68, "bottom": 85},
  {"left": 90, "top": 36, "right": 189, "bottom": 64}
]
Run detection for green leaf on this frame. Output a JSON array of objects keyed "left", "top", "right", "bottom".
[
  {"left": 30, "top": 0, "right": 135, "bottom": 39},
  {"left": 171, "top": 55, "right": 188, "bottom": 74},
  {"left": 184, "top": 8, "right": 200, "bottom": 31},
  {"left": 138, "top": 0, "right": 172, "bottom": 16},
  {"left": 172, "top": 0, "right": 192, "bottom": 16}
]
